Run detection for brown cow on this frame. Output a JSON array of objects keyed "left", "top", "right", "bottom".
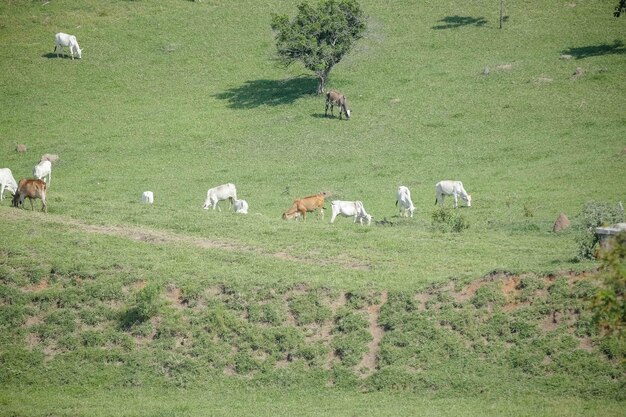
[
  {"left": 325, "top": 90, "right": 350, "bottom": 120},
  {"left": 282, "top": 193, "right": 327, "bottom": 221},
  {"left": 12, "top": 179, "right": 47, "bottom": 213}
]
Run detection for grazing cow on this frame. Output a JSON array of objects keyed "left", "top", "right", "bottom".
[
  {"left": 396, "top": 186, "right": 415, "bottom": 218},
  {"left": 141, "top": 191, "right": 154, "bottom": 204},
  {"left": 325, "top": 90, "right": 350, "bottom": 120},
  {"left": 33, "top": 160, "right": 52, "bottom": 185},
  {"left": 330, "top": 200, "right": 372, "bottom": 225},
  {"left": 282, "top": 193, "right": 326, "bottom": 221},
  {"left": 12, "top": 179, "right": 48, "bottom": 213},
  {"left": 203, "top": 183, "right": 237, "bottom": 211},
  {"left": 234, "top": 199, "right": 248, "bottom": 214},
  {"left": 54, "top": 32, "right": 82, "bottom": 60},
  {"left": 435, "top": 180, "right": 472, "bottom": 208},
  {"left": 0, "top": 168, "right": 18, "bottom": 201}
]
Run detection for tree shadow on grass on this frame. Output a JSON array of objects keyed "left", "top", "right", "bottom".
[
  {"left": 432, "top": 15, "right": 487, "bottom": 30},
  {"left": 214, "top": 76, "right": 317, "bottom": 109},
  {"left": 562, "top": 40, "right": 625, "bottom": 59}
]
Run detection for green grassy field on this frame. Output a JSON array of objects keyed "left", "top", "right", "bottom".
[{"left": 1, "top": 0, "right": 625, "bottom": 415}]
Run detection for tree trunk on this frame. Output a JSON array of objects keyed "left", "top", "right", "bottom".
[{"left": 317, "top": 75, "right": 325, "bottom": 95}]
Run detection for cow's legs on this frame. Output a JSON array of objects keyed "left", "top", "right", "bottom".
[{"left": 453, "top": 193, "right": 459, "bottom": 209}]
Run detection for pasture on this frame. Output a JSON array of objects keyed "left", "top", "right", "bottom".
[{"left": 0, "top": 0, "right": 625, "bottom": 415}]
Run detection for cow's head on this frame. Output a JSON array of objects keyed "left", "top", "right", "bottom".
[
  {"left": 465, "top": 194, "right": 472, "bottom": 207},
  {"left": 73, "top": 44, "right": 82, "bottom": 59},
  {"left": 282, "top": 210, "right": 301, "bottom": 220},
  {"left": 12, "top": 192, "right": 22, "bottom": 208}
]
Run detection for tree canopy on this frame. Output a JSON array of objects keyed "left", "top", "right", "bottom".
[
  {"left": 271, "top": 0, "right": 366, "bottom": 94},
  {"left": 615, "top": 0, "right": 626, "bottom": 17}
]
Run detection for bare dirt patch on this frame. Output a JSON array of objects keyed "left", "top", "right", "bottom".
[
  {"left": 358, "top": 290, "right": 388, "bottom": 377},
  {"left": 23, "top": 279, "right": 49, "bottom": 293},
  {"left": 165, "top": 284, "right": 185, "bottom": 309}
]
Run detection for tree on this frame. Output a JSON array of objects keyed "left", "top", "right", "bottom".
[
  {"left": 271, "top": 0, "right": 366, "bottom": 94},
  {"left": 615, "top": 0, "right": 626, "bottom": 17},
  {"left": 592, "top": 231, "right": 626, "bottom": 337}
]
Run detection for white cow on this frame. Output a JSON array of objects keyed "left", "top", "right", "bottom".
[
  {"left": 234, "top": 199, "right": 248, "bottom": 214},
  {"left": 33, "top": 160, "right": 52, "bottom": 185},
  {"left": 330, "top": 200, "right": 372, "bottom": 225},
  {"left": 54, "top": 32, "right": 82, "bottom": 60},
  {"left": 0, "top": 168, "right": 18, "bottom": 201},
  {"left": 396, "top": 185, "right": 415, "bottom": 218},
  {"left": 141, "top": 191, "right": 154, "bottom": 204},
  {"left": 435, "top": 180, "right": 471, "bottom": 208},
  {"left": 203, "top": 183, "right": 237, "bottom": 211}
]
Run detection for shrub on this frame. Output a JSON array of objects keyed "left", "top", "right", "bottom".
[
  {"left": 577, "top": 201, "right": 624, "bottom": 231},
  {"left": 575, "top": 201, "right": 624, "bottom": 260},
  {"left": 120, "top": 283, "right": 163, "bottom": 329},
  {"left": 591, "top": 231, "right": 626, "bottom": 339},
  {"left": 431, "top": 207, "right": 469, "bottom": 233}
]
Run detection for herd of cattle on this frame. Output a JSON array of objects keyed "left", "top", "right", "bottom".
[
  {"left": 0, "top": 156, "right": 472, "bottom": 225},
  {"left": 0, "top": 158, "right": 52, "bottom": 213},
  {"left": 2, "top": 32, "right": 473, "bottom": 223},
  {"left": 199, "top": 181, "right": 471, "bottom": 226}
]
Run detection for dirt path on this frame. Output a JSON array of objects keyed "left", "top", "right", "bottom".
[
  {"left": 358, "top": 291, "right": 388, "bottom": 377},
  {"left": 3, "top": 209, "right": 371, "bottom": 270}
]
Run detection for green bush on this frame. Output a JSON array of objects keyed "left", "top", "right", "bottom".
[
  {"left": 591, "top": 231, "right": 626, "bottom": 342},
  {"left": 577, "top": 201, "right": 624, "bottom": 231},
  {"left": 431, "top": 207, "right": 469, "bottom": 233},
  {"left": 575, "top": 201, "right": 624, "bottom": 260},
  {"left": 120, "top": 283, "right": 163, "bottom": 329}
]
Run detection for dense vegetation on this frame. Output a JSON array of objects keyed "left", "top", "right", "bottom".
[{"left": 0, "top": 0, "right": 624, "bottom": 415}]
